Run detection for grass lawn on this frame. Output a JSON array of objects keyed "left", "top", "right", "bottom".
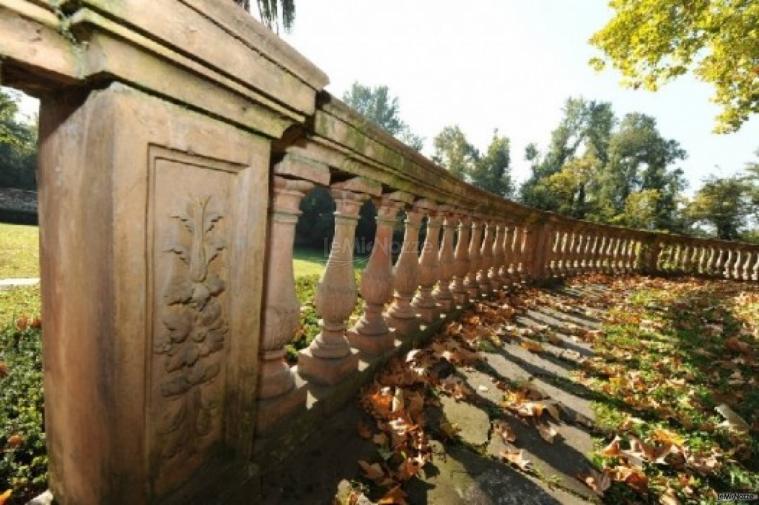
[{"left": 0, "top": 224, "right": 39, "bottom": 279}]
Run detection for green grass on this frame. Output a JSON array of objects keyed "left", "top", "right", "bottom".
[{"left": 0, "top": 223, "right": 39, "bottom": 279}]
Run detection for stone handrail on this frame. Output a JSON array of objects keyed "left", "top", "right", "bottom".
[{"left": 0, "top": 1, "right": 756, "bottom": 503}]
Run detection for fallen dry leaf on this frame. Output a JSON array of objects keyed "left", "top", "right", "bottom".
[
  {"left": 0, "top": 490, "right": 10, "bottom": 505},
  {"left": 536, "top": 422, "right": 559, "bottom": 443},
  {"left": 500, "top": 448, "right": 532, "bottom": 471},
  {"left": 520, "top": 340, "right": 544, "bottom": 353},
  {"left": 492, "top": 419, "right": 516, "bottom": 443},
  {"left": 579, "top": 468, "right": 612, "bottom": 496}
]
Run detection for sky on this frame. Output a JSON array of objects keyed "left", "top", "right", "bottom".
[
  {"left": 275, "top": 0, "right": 758, "bottom": 194},
  {"left": 12, "top": 0, "right": 759, "bottom": 194}
]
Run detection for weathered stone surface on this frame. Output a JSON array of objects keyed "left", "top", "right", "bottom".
[
  {"left": 39, "top": 83, "right": 268, "bottom": 504},
  {"left": 438, "top": 396, "right": 491, "bottom": 447},
  {"left": 406, "top": 442, "right": 592, "bottom": 505}
]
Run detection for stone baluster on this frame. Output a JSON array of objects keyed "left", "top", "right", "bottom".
[
  {"left": 298, "top": 177, "right": 380, "bottom": 385},
  {"left": 681, "top": 243, "right": 692, "bottom": 273},
  {"left": 704, "top": 246, "right": 716, "bottom": 276},
  {"left": 386, "top": 203, "right": 424, "bottom": 337},
  {"left": 501, "top": 224, "right": 514, "bottom": 282},
  {"left": 515, "top": 226, "right": 527, "bottom": 280},
  {"left": 434, "top": 206, "right": 457, "bottom": 312},
  {"left": 752, "top": 251, "right": 759, "bottom": 281},
  {"left": 257, "top": 158, "right": 331, "bottom": 432},
  {"left": 720, "top": 248, "right": 733, "bottom": 279},
  {"left": 465, "top": 217, "right": 483, "bottom": 298},
  {"left": 714, "top": 247, "right": 725, "bottom": 277},
  {"left": 478, "top": 219, "right": 496, "bottom": 294},
  {"left": 587, "top": 234, "right": 597, "bottom": 272},
  {"left": 413, "top": 200, "right": 442, "bottom": 324},
  {"left": 548, "top": 229, "right": 561, "bottom": 278},
  {"left": 606, "top": 236, "right": 617, "bottom": 274},
  {"left": 690, "top": 245, "right": 701, "bottom": 274},
  {"left": 581, "top": 231, "right": 592, "bottom": 273},
  {"left": 561, "top": 230, "right": 572, "bottom": 277},
  {"left": 565, "top": 232, "right": 576, "bottom": 275},
  {"left": 698, "top": 246, "right": 709, "bottom": 274},
  {"left": 490, "top": 221, "right": 506, "bottom": 289},
  {"left": 348, "top": 192, "right": 410, "bottom": 355},
  {"left": 574, "top": 232, "right": 585, "bottom": 274},
  {"left": 740, "top": 249, "right": 752, "bottom": 280},
  {"left": 451, "top": 214, "right": 472, "bottom": 305}
]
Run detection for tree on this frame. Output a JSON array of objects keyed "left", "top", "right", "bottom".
[
  {"left": 468, "top": 131, "right": 514, "bottom": 198},
  {"left": 685, "top": 176, "right": 753, "bottom": 239},
  {"left": 521, "top": 98, "right": 614, "bottom": 209},
  {"left": 432, "top": 126, "right": 477, "bottom": 179},
  {"left": 234, "top": 0, "right": 295, "bottom": 33},
  {"left": 0, "top": 88, "right": 37, "bottom": 190},
  {"left": 590, "top": 0, "right": 759, "bottom": 133},
  {"left": 432, "top": 127, "right": 514, "bottom": 198},
  {"left": 343, "top": 82, "right": 424, "bottom": 151},
  {"left": 520, "top": 98, "right": 687, "bottom": 232}
]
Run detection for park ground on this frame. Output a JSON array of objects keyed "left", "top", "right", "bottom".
[{"left": 1, "top": 224, "right": 758, "bottom": 504}]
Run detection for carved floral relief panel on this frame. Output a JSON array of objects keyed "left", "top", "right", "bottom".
[{"left": 148, "top": 148, "right": 239, "bottom": 495}]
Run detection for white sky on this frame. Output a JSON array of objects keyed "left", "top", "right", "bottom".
[
  {"left": 12, "top": 0, "right": 759, "bottom": 195},
  {"left": 279, "top": 0, "right": 759, "bottom": 194}
]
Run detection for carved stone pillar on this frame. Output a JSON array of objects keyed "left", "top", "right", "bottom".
[
  {"left": 434, "top": 206, "right": 457, "bottom": 312},
  {"left": 385, "top": 204, "right": 423, "bottom": 337},
  {"left": 465, "top": 217, "right": 483, "bottom": 298},
  {"left": 451, "top": 214, "right": 471, "bottom": 305},
  {"left": 490, "top": 222, "right": 505, "bottom": 289},
  {"left": 347, "top": 192, "right": 410, "bottom": 355},
  {"left": 256, "top": 174, "right": 320, "bottom": 432},
  {"left": 478, "top": 219, "right": 495, "bottom": 294},
  {"left": 413, "top": 200, "right": 442, "bottom": 324},
  {"left": 298, "top": 178, "right": 380, "bottom": 385}
]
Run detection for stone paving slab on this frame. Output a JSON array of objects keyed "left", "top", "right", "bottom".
[
  {"left": 406, "top": 442, "right": 592, "bottom": 505},
  {"left": 0, "top": 277, "right": 39, "bottom": 290}
]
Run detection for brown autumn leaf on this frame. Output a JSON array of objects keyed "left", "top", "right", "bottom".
[
  {"left": 600, "top": 436, "right": 622, "bottom": 457},
  {"left": 536, "top": 422, "right": 559, "bottom": 444},
  {"left": 613, "top": 465, "right": 649, "bottom": 493},
  {"left": 0, "top": 490, "right": 11, "bottom": 505},
  {"left": 15, "top": 315, "right": 29, "bottom": 331},
  {"left": 6, "top": 434, "right": 24, "bottom": 449},
  {"left": 520, "top": 340, "right": 544, "bottom": 353},
  {"left": 579, "top": 468, "right": 612, "bottom": 496},
  {"left": 0, "top": 362, "right": 7, "bottom": 379},
  {"left": 492, "top": 419, "right": 516, "bottom": 443},
  {"left": 378, "top": 485, "right": 408, "bottom": 505},
  {"left": 500, "top": 448, "right": 532, "bottom": 471}
]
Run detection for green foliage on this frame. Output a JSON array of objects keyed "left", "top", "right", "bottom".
[
  {"left": 235, "top": 0, "right": 295, "bottom": 33},
  {"left": 342, "top": 82, "right": 424, "bottom": 151},
  {"left": 0, "top": 88, "right": 37, "bottom": 191},
  {"left": 0, "top": 288, "right": 45, "bottom": 504},
  {"left": 685, "top": 175, "right": 754, "bottom": 240},
  {"left": 432, "top": 127, "right": 514, "bottom": 197},
  {"left": 520, "top": 97, "right": 687, "bottom": 232},
  {"left": 589, "top": 0, "right": 759, "bottom": 133}
]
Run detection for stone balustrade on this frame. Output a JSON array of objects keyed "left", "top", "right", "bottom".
[{"left": 1, "top": 2, "right": 757, "bottom": 503}]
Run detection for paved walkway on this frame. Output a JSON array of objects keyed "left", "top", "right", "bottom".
[
  {"left": 260, "top": 284, "right": 611, "bottom": 505},
  {"left": 0, "top": 277, "right": 40, "bottom": 290}
]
